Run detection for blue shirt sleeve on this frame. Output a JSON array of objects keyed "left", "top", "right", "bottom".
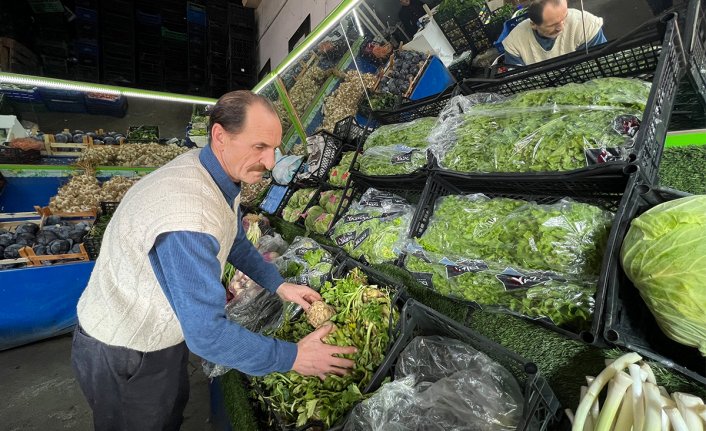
[
  {"left": 578, "top": 28, "right": 607, "bottom": 50},
  {"left": 148, "top": 231, "right": 297, "bottom": 376},
  {"left": 228, "top": 218, "right": 284, "bottom": 294},
  {"left": 503, "top": 51, "right": 525, "bottom": 66}
]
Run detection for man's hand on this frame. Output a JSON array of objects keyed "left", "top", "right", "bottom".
[
  {"left": 292, "top": 323, "right": 357, "bottom": 380},
  {"left": 276, "top": 282, "right": 321, "bottom": 311}
]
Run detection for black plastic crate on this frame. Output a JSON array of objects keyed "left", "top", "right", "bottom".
[
  {"left": 333, "top": 116, "right": 376, "bottom": 150},
  {"left": 350, "top": 160, "right": 432, "bottom": 193},
  {"left": 372, "top": 84, "right": 461, "bottom": 125},
  {"left": 294, "top": 131, "right": 344, "bottom": 186},
  {"left": 0, "top": 146, "right": 41, "bottom": 164},
  {"left": 461, "top": 14, "right": 686, "bottom": 185},
  {"left": 365, "top": 299, "right": 563, "bottom": 431},
  {"left": 682, "top": 0, "right": 706, "bottom": 105},
  {"left": 408, "top": 171, "right": 633, "bottom": 344},
  {"left": 601, "top": 183, "right": 705, "bottom": 386}
]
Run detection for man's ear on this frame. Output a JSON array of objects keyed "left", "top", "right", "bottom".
[{"left": 210, "top": 123, "right": 225, "bottom": 151}]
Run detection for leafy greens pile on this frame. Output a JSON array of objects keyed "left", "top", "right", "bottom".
[
  {"left": 432, "top": 77, "right": 651, "bottom": 173},
  {"left": 330, "top": 189, "right": 414, "bottom": 264},
  {"left": 407, "top": 193, "right": 614, "bottom": 327},
  {"left": 281, "top": 188, "right": 317, "bottom": 223},
  {"left": 328, "top": 151, "right": 356, "bottom": 187},
  {"left": 363, "top": 117, "right": 436, "bottom": 151},
  {"left": 256, "top": 268, "right": 399, "bottom": 428}
]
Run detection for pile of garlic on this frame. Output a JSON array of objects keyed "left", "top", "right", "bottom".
[
  {"left": 78, "top": 144, "right": 189, "bottom": 167},
  {"left": 321, "top": 71, "right": 376, "bottom": 133},
  {"left": 49, "top": 174, "right": 102, "bottom": 213}
]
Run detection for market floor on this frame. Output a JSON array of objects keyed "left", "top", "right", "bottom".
[{"left": 0, "top": 333, "right": 216, "bottom": 431}]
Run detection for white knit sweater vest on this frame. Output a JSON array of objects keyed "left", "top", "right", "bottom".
[
  {"left": 77, "top": 150, "right": 239, "bottom": 352},
  {"left": 503, "top": 9, "right": 603, "bottom": 65}
]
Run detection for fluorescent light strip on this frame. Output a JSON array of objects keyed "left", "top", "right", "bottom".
[
  {"left": 353, "top": 10, "right": 365, "bottom": 38},
  {"left": 0, "top": 72, "right": 216, "bottom": 105},
  {"left": 254, "top": 0, "right": 362, "bottom": 93}
]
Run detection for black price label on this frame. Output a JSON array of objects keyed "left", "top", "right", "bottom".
[
  {"left": 585, "top": 147, "right": 622, "bottom": 165},
  {"left": 391, "top": 150, "right": 416, "bottom": 164},
  {"left": 411, "top": 272, "right": 434, "bottom": 288},
  {"left": 334, "top": 231, "right": 356, "bottom": 246},
  {"left": 343, "top": 213, "right": 374, "bottom": 223},
  {"left": 295, "top": 247, "right": 316, "bottom": 257},
  {"left": 352, "top": 228, "right": 370, "bottom": 249},
  {"left": 443, "top": 258, "right": 488, "bottom": 278},
  {"left": 495, "top": 267, "right": 561, "bottom": 291}
]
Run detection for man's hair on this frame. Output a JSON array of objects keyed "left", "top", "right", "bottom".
[
  {"left": 527, "top": 0, "right": 563, "bottom": 25},
  {"left": 208, "top": 90, "right": 278, "bottom": 136}
]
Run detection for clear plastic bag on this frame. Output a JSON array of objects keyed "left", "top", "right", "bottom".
[
  {"left": 429, "top": 77, "right": 650, "bottom": 174},
  {"left": 296, "top": 134, "right": 327, "bottom": 181},
  {"left": 345, "top": 336, "right": 524, "bottom": 431},
  {"left": 363, "top": 117, "right": 437, "bottom": 151},
  {"left": 256, "top": 233, "right": 289, "bottom": 261},
  {"left": 273, "top": 236, "right": 335, "bottom": 290},
  {"left": 403, "top": 242, "right": 596, "bottom": 328},
  {"left": 272, "top": 155, "right": 304, "bottom": 185},
  {"left": 281, "top": 188, "right": 317, "bottom": 223},
  {"left": 358, "top": 145, "right": 428, "bottom": 176},
  {"left": 330, "top": 188, "right": 414, "bottom": 264},
  {"left": 418, "top": 194, "right": 614, "bottom": 278}
]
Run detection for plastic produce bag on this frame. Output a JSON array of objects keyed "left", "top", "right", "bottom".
[
  {"left": 272, "top": 155, "right": 304, "bottom": 185},
  {"left": 303, "top": 205, "right": 334, "bottom": 234},
  {"left": 296, "top": 134, "right": 328, "bottom": 181},
  {"left": 358, "top": 145, "right": 428, "bottom": 176},
  {"left": 274, "top": 236, "right": 335, "bottom": 289},
  {"left": 328, "top": 151, "right": 356, "bottom": 187},
  {"left": 330, "top": 188, "right": 414, "bottom": 264},
  {"left": 418, "top": 194, "right": 614, "bottom": 278},
  {"left": 363, "top": 117, "right": 436, "bottom": 151},
  {"left": 429, "top": 77, "right": 650, "bottom": 173},
  {"left": 345, "top": 336, "right": 524, "bottom": 431},
  {"left": 404, "top": 243, "right": 595, "bottom": 328},
  {"left": 281, "top": 188, "right": 317, "bottom": 223}
]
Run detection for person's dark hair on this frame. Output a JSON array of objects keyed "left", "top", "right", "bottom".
[
  {"left": 208, "top": 90, "right": 278, "bottom": 136},
  {"left": 527, "top": 0, "right": 563, "bottom": 25}
]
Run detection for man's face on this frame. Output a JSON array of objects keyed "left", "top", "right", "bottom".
[
  {"left": 400, "top": 0, "right": 410, "bottom": 6},
  {"left": 533, "top": 0, "right": 568, "bottom": 38},
  {"left": 212, "top": 102, "right": 282, "bottom": 184}
]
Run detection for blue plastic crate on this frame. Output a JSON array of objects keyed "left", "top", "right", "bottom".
[
  {"left": 187, "top": 2, "right": 207, "bottom": 26},
  {"left": 0, "top": 87, "right": 42, "bottom": 103},
  {"left": 409, "top": 56, "right": 456, "bottom": 101},
  {"left": 44, "top": 99, "right": 87, "bottom": 113},
  {"left": 75, "top": 6, "right": 98, "bottom": 23},
  {"left": 259, "top": 184, "right": 288, "bottom": 214},
  {"left": 37, "top": 87, "right": 85, "bottom": 103}
]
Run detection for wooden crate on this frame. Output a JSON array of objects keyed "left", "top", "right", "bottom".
[
  {"left": 0, "top": 207, "right": 97, "bottom": 268},
  {"left": 42, "top": 129, "right": 95, "bottom": 157}
]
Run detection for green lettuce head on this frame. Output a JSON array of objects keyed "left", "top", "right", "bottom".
[{"left": 621, "top": 195, "right": 706, "bottom": 356}]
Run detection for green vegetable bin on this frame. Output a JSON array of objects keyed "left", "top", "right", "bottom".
[
  {"left": 601, "top": 182, "right": 706, "bottom": 386},
  {"left": 406, "top": 171, "right": 631, "bottom": 345}
]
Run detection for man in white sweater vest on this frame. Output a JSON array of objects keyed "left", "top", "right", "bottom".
[
  {"left": 503, "top": 0, "right": 607, "bottom": 66},
  {"left": 71, "top": 91, "right": 357, "bottom": 430}
]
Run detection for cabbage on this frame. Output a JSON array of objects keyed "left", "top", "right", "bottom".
[{"left": 620, "top": 195, "right": 706, "bottom": 356}]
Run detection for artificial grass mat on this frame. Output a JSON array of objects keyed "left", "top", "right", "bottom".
[{"left": 220, "top": 146, "right": 706, "bottom": 429}]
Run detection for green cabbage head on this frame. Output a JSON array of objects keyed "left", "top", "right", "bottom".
[{"left": 621, "top": 195, "right": 706, "bottom": 356}]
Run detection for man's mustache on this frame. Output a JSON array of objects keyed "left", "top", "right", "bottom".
[{"left": 248, "top": 164, "right": 267, "bottom": 172}]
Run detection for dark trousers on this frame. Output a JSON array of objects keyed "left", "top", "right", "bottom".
[{"left": 71, "top": 325, "right": 190, "bottom": 431}]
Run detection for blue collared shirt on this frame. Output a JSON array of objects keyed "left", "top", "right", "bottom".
[{"left": 148, "top": 144, "right": 296, "bottom": 376}]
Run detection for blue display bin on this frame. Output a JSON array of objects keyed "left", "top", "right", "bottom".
[
  {"left": 259, "top": 184, "right": 288, "bottom": 214},
  {"left": 409, "top": 56, "right": 456, "bottom": 101},
  {"left": 0, "top": 261, "right": 94, "bottom": 350}
]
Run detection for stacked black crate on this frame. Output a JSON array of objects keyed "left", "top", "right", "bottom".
[
  {"left": 207, "top": 1, "right": 229, "bottom": 97},
  {"left": 99, "top": 0, "right": 136, "bottom": 85},
  {"left": 135, "top": 2, "right": 164, "bottom": 91},
  {"left": 227, "top": 3, "right": 256, "bottom": 91},
  {"left": 72, "top": 6, "right": 100, "bottom": 82},
  {"left": 187, "top": 2, "right": 208, "bottom": 95},
  {"left": 161, "top": 0, "right": 189, "bottom": 94},
  {"left": 33, "top": 12, "right": 70, "bottom": 78}
]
